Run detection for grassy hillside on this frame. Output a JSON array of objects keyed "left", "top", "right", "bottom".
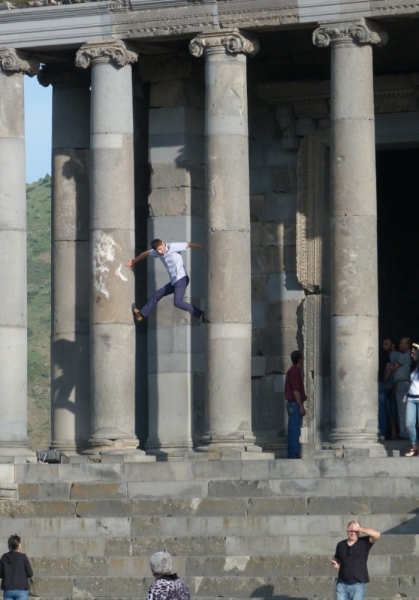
[{"left": 27, "top": 175, "right": 51, "bottom": 450}]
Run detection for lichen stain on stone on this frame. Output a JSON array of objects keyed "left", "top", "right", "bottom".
[
  {"left": 339, "top": 366, "right": 347, "bottom": 380},
  {"left": 220, "top": 84, "right": 245, "bottom": 116},
  {"left": 92, "top": 232, "right": 121, "bottom": 299}
]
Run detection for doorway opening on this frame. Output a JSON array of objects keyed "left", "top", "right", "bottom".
[{"left": 376, "top": 149, "right": 419, "bottom": 344}]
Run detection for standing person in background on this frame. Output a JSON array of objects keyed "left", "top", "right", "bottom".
[
  {"left": 0, "top": 535, "right": 33, "bottom": 600},
  {"left": 284, "top": 350, "right": 307, "bottom": 459},
  {"left": 392, "top": 337, "right": 412, "bottom": 439},
  {"left": 382, "top": 338, "right": 401, "bottom": 439},
  {"left": 404, "top": 343, "right": 419, "bottom": 456},
  {"left": 378, "top": 346, "right": 388, "bottom": 439}
]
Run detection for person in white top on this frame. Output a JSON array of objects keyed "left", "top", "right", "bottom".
[
  {"left": 404, "top": 343, "right": 419, "bottom": 456},
  {"left": 125, "top": 239, "right": 205, "bottom": 323}
]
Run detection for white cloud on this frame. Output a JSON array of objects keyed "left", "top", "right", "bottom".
[{"left": 24, "top": 75, "right": 52, "bottom": 184}]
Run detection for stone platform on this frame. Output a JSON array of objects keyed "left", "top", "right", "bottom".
[{"left": 0, "top": 456, "right": 417, "bottom": 599}]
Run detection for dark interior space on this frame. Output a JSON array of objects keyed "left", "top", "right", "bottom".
[{"left": 377, "top": 148, "right": 419, "bottom": 344}]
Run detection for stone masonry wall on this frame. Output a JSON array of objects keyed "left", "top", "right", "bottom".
[
  {"left": 248, "top": 98, "right": 303, "bottom": 455},
  {"left": 145, "top": 73, "right": 206, "bottom": 455}
]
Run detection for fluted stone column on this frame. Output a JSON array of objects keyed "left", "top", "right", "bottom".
[
  {"left": 189, "top": 31, "right": 261, "bottom": 453},
  {"left": 313, "top": 20, "right": 387, "bottom": 452},
  {"left": 0, "top": 49, "right": 39, "bottom": 459},
  {"left": 38, "top": 65, "right": 91, "bottom": 452},
  {"left": 75, "top": 40, "right": 141, "bottom": 453}
]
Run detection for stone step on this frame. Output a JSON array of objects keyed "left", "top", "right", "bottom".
[
  {"left": 5, "top": 496, "right": 419, "bottom": 517},
  {"left": 0, "top": 516, "right": 418, "bottom": 545},
  {"left": 15, "top": 476, "right": 419, "bottom": 498},
  {"left": 13, "top": 456, "right": 419, "bottom": 486},
  {"left": 26, "top": 575, "right": 419, "bottom": 598},
  {"left": 23, "top": 554, "right": 419, "bottom": 578},
  {"left": 0, "top": 513, "right": 418, "bottom": 538},
  {"left": 12, "top": 533, "right": 419, "bottom": 558}
]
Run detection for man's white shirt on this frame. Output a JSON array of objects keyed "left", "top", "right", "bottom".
[{"left": 150, "top": 242, "right": 188, "bottom": 285}]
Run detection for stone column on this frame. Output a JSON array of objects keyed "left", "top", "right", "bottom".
[
  {"left": 38, "top": 65, "right": 91, "bottom": 452},
  {"left": 0, "top": 49, "right": 39, "bottom": 459},
  {"left": 75, "top": 40, "right": 141, "bottom": 453},
  {"left": 313, "top": 20, "right": 387, "bottom": 452},
  {"left": 189, "top": 31, "right": 261, "bottom": 453}
]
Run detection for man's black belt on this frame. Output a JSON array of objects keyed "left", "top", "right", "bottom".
[{"left": 407, "top": 394, "right": 419, "bottom": 398}]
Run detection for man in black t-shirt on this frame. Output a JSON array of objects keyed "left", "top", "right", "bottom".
[{"left": 331, "top": 520, "right": 380, "bottom": 600}]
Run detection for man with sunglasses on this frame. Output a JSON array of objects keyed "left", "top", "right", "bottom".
[{"left": 330, "top": 520, "right": 380, "bottom": 600}]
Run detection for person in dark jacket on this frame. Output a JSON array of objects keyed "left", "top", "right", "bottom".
[{"left": 0, "top": 535, "right": 33, "bottom": 600}]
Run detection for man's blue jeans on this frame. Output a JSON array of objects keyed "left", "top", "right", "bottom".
[
  {"left": 406, "top": 396, "right": 419, "bottom": 445},
  {"left": 4, "top": 591, "right": 29, "bottom": 600},
  {"left": 336, "top": 582, "right": 366, "bottom": 600},
  {"left": 287, "top": 401, "right": 302, "bottom": 458},
  {"left": 140, "top": 275, "right": 202, "bottom": 319}
]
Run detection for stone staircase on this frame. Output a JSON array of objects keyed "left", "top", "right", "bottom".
[{"left": 0, "top": 457, "right": 418, "bottom": 599}]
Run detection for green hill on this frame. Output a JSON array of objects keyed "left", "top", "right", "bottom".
[{"left": 27, "top": 175, "right": 51, "bottom": 450}]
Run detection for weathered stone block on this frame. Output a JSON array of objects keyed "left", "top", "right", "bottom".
[
  {"left": 73, "top": 576, "right": 150, "bottom": 597},
  {"left": 226, "top": 534, "right": 288, "bottom": 556},
  {"left": 194, "top": 498, "right": 248, "bottom": 516},
  {"left": 149, "top": 107, "right": 204, "bottom": 136},
  {"left": 75, "top": 500, "right": 132, "bottom": 518},
  {"left": 265, "top": 192, "right": 296, "bottom": 222},
  {"left": 104, "top": 537, "right": 131, "bottom": 556},
  {"left": 264, "top": 140, "right": 298, "bottom": 167},
  {"left": 268, "top": 272, "right": 304, "bottom": 302},
  {"left": 251, "top": 275, "right": 268, "bottom": 302},
  {"left": 149, "top": 133, "right": 204, "bottom": 164},
  {"left": 271, "top": 164, "right": 298, "bottom": 193},
  {"left": 165, "top": 536, "right": 225, "bottom": 556},
  {"left": 265, "top": 245, "right": 296, "bottom": 273},
  {"left": 265, "top": 355, "right": 291, "bottom": 374},
  {"left": 251, "top": 222, "right": 262, "bottom": 246},
  {"left": 192, "top": 460, "right": 242, "bottom": 480},
  {"left": 261, "top": 221, "right": 296, "bottom": 246},
  {"left": 250, "top": 168, "right": 272, "bottom": 194},
  {"left": 24, "top": 537, "right": 104, "bottom": 557},
  {"left": 208, "top": 480, "right": 273, "bottom": 498},
  {"left": 18, "top": 483, "right": 71, "bottom": 501},
  {"left": 150, "top": 81, "right": 205, "bottom": 110},
  {"left": 69, "top": 556, "right": 108, "bottom": 576},
  {"left": 266, "top": 300, "right": 303, "bottom": 328},
  {"left": 70, "top": 483, "right": 127, "bottom": 500},
  {"left": 251, "top": 301, "right": 266, "bottom": 329},
  {"left": 306, "top": 496, "right": 371, "bottom": 515},
  {"left": 151, "top": 161, "right": 205, "bottom": 190},
  {"left": 247, "top": 497, "right": 307, "bottom": 516},
  {"left": 148, "top": 187, "right": 204, "bottom": 218},
  {"left": 147, "top": 326, "right": 173, "bottom": 355},
  {"left": 130, "top": 517, "right": 163, "bottom": 536},
  {"left": 128, "top": 481, "right": 208, "bottom": 499},
  {"left": 0, "top": 500, "right": 76, "bottom": 518},
  {"left": 371, "top": 496, "right": 419, "bottom": 514},
  {"left": 30, "top": 557, "right": 69, "bottom": 577},
  {"left": 252, "top": 327, "right": 298, "bottom": 357},
  {"left": 30, "top": 577, "right": 73, "bottom": 597},
  {"left": 250, "top": 195, "right": 265, "bottom": 222},
  {"left": 251, "top": 356, "right": 266, "bottom": 377}
]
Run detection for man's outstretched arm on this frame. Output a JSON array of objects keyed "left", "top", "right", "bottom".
[
  {"left": 351, "top": 521, "right": 381, "bottom": 544},
  {"left": 187, "top": 242, "right": 205, "bottom": 250},
  {"left": 125, "top": 250, "right": 150, "bottom": 270}
]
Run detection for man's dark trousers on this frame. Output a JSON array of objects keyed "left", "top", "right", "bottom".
[
  {"left": 140, "top": 275, "right": 202, "bottom": 318},
  {"left": 287, "top": 400, "right": 302, "bottom": 458}
]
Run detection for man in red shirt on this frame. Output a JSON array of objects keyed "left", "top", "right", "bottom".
[{"left": 284, "top": 350, "right": 307, "bottom": 458}]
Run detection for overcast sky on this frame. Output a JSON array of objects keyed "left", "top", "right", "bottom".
[{"left": 25, "top": 75, "right": 52, "bottom": 184}]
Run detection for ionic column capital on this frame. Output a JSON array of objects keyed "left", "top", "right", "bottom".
[
  {"left": 38, "top": 64, "right": 90, "bottom": 89},
  {"left": 75, "top": 39, "right": 138, "bottom": 69},
  {"left": 0, "top": 48, "right": 39, "bottom": 76},
  {"left": 313, "top": 18, "right": 388, "bottom": 48},
  {"left": 189, "top": 29, "right": 259, "bottom": 58}
]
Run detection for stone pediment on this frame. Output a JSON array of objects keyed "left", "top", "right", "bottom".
[{"left": 258, "top": 73, "right": 419, "bottom": 117}]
